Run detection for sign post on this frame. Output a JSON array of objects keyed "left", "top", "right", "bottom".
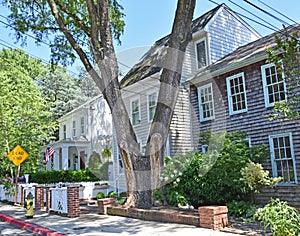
[{"left": 7, "top": 145, "right": 29, "bottom": 204}]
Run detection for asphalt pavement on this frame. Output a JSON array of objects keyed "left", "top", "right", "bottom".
[{"left": 0, "top": 202, "right": 239, "bottom": 236}]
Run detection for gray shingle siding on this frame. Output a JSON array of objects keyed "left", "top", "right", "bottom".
[{"left": 190, "top": 60, "right": 300, "bottom": 210}]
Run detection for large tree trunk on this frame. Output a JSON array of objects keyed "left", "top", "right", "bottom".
[
  {"left": 148, "top": 0, "right": 196, "bottom": 197},
  {"left": 47, "top": 0, "right": 195, "bottom": 209}
]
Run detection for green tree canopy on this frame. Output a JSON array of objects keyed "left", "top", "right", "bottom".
[
  {"left": 0, "top": 48, "right": 56, "bottom": 178},
  {"left": 37, "top": 65, "right": 91, "bottom": 120}
]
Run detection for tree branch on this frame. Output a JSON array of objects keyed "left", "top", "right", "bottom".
[
  {"left": 56, "top": 1, "right": 91, "bottom": 36},
  {"left": 46, "top": 0, "right": 105, "bottom": 92}
]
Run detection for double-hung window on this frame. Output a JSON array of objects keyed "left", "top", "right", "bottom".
[
  {"left": 80, "top": 117, "right": 85, "bottom": 134},
  {"left": 226, "top": 72, "right": 248, "bottom": 115},
  {"left": 148, "top": 92, "right": 157, "bottom": 122},
  {"left": 269, "top": 133, "right": 297, "bottom": 184},
  {"left": 72, "top": 120, "right": 76, "bottom": 137},
  {"left": 195, "top": 38, "right": 208, "bottom": 69},
  {"left": 130, "top": 97, "right": 140, "bottom": 126},
  {"left": 261, "top": 63, "right": 286, "bottom": 107},
  {"left": 198, "top": 83, "right": 214, "bottom": 121}
]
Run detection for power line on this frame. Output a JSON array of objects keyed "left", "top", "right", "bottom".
[
  {"left": 227, "top": 0, "right": 280, "bottom": 32},
  {"left": 255, "top": 0, "right": 297, "bottom": 24},
  {"left": 242, "top": 0, "right": 290, "bottom": 26}
]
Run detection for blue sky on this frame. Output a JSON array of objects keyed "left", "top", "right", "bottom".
[{"left": 0, "top": 0, "right": 299, "bottom": 75}]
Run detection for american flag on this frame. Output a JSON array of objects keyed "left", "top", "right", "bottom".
[{"left": 45, "top": 147, "right": 55, "bottom": 163}]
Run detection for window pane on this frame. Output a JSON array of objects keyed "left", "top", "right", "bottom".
[
  {"left": 199, "top": 84, "right": 214, "bottom": 121},
  {"left": 263, "top": 64, "right": 285, "bottom": 106},
  {"left": 227, "top": 74, "right": 247, "bottom": 114},
  {"left": 271, "top": 134, "right": 296, "bottom": 183},
  {"left": 196, "top": 41, "right": 207, "bottom": 69}
]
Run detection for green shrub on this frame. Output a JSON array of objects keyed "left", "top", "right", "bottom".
[
  {"left": 162, "top": 131, "right": 267, "bottom": 207},
  {"left": 254, "top": 198, "right": 300, "bottom": 236},
  {"left": 96, "top": 192, "right": 106, "bottom": 200},
  {"left": 227, "top": 200, "right": 258, "bottom": 218},
  {"left": 30, "top": 169, "right": 99, "bottom": 184},
  {"left": 240, "top": 161, "right": 282, "bottom": 193},
  {"left": 107, "top": 191, "right": 117, "bottom": 198}
]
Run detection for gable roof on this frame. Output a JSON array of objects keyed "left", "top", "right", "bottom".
[
  {"left": 119, "top": 4, "right": 226, "bottom": 89},
  {"left": 185, "top": 22, "right": 300, "bottom": 85}
]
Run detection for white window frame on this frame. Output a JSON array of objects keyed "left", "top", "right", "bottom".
[
  {"left": 198, "top": 83, "right": 214, "bottom": 122},
  {"left": 261, "top": 63, "right": 287, "bottom": 107},
  {"left": 72, "top": 120, "right": 76, "bottom": 137},
  {"left": 226, "top": 72, "right": 248, "bottom": 115},
  {"left": 130, "top": 96, "right": 141, "bottom": 126},
  {"left": 147, "top": 91, "right": 158, "bottom": 123},
  {"left": 80, "top": 117, "right": 85, "bottom": 134},
  {"left": 269, "top": 133, "right": 297, "bottom": 185},
  {"left": 195, "top": 37, "right": 208, "bottom": 70}
]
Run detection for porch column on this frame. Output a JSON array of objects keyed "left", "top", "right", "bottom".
[
  {"left": 62, "top": 146, "right": 69, "bottom": 170},
  {"left": 53, "top": 148, "right": 60, "bottom": 170},
  {"left": 46, "top": 157, "right": 51, "bottom": 170}
]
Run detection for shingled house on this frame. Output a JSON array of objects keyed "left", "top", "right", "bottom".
[
  {"left": 112, "top": 4, "right": 260, "bottom": 192},
  {"left": 185, "top": 23, "right": 300, "bottom": 210}
]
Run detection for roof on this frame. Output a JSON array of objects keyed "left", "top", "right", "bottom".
[
  {"left": 119, "top": 4, "right": 226, "bottom": 89},
  {"left": 185, "top": 22, "right": 300, "bottom": 85}
]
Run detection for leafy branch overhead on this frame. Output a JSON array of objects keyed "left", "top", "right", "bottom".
[
  {"left": 266, "top": 30, "right": 300, "bottom": 121},
  {"left": 3, "top": 0, "right": 125, "bottom": 66}
]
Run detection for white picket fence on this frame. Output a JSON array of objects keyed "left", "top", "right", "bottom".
[
  {"left": 50, "top": 187, "right": 68, "bottom": 213},
  {"left": 0, "top": 181, "right": 112, "bottom": 204}
]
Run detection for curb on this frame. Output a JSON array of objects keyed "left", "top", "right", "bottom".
[{"left": 0, "top": 213, "right": 65, "bottom": 236}]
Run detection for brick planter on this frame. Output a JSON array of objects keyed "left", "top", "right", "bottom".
[
  {"left": 97, "top": 198, "right": 116, "bottom": 215},
  {"left": 198, "top": 206, "right": 228, "bottom": 230}
]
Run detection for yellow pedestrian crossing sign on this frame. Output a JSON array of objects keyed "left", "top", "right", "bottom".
[{"left": 7, "top": 145, "right": 29, "bottom": 166}]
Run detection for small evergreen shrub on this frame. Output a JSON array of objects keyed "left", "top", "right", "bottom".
[
  {"left": 96, "top": 192, "right": 105, "bottom": 200},
  {"left": 107, "top": 191, "right": 117, "bottom": 198},
  {"left": 254, "top": 198, "right": 300, "bottom": 236}
]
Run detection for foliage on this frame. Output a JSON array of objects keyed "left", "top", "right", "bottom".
[
  {"left": 227, "top": 200, "right": 258, "bottom": 218},
  {"left": 266, "top": 30, "right": 300, "bottom": 121},
  {"left": 101, "top": 147, "right": 112, "bottom": 159},
  {"left": 37, "top": 66, "right": 91, "bottom": 120},
  {"left": 240, "top": 161, "right": 282, "bottom": 193},
  {"left": 30, "top": 169, "right": 99, "bottom": 184},
  {"left": 254, "top": 198, "right": 300, "bottom": 236},
  {"left": 153, "top": 189, "right": 163, "bottom": 203},
  {"left": 107, "top": 191, "right": 118, "bottom": 198},
  {"left": 96, "top": 192, "right": 106, "bottom": 200},
  {"left": 88, "top": 151, "right": 102, "bottom": 170},
  {"left": 164, "top": 187, "right": 189, "bottom": 206},
  {"left": 162, "top": 131, "right": 267, "bottom": 207},
  {"left": 2, "top": 0, "right": 125, "bottom": 66},
  {"left": 0, "top": 48, "right": 56, "bottom": 179}
]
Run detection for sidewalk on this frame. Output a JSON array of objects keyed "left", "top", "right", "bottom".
[{"left": 0, "top": 202, "right": 239, "bottom": 236}]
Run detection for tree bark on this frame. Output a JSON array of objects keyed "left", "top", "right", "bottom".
[
  {"left": 47, "top": 0, "right": 195, "bottom": 209},
  {"left": 148, "top": 0, "right": 195, "bottom": 195}
]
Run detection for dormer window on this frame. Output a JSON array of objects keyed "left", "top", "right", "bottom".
[{"left": 195, "top": 38, "right": 208, "bottom": 69}]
